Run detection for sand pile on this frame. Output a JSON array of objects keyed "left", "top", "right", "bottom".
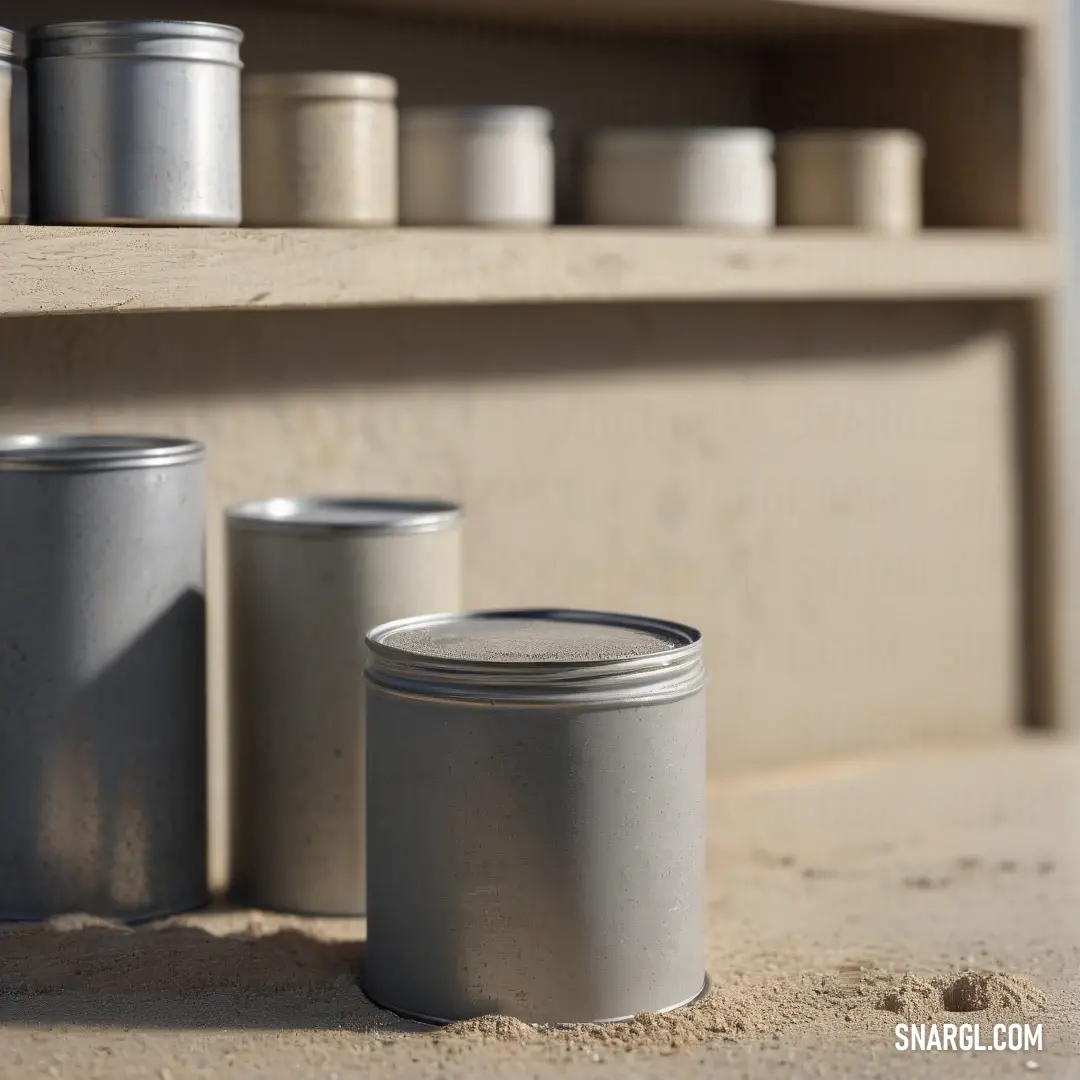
[
  {"left": 876, "top": 970, "right": 1047, "bottom": 1022},
  {"left": 432, "top": 969, "right": 1049, "bottom": 1052},
  {"left": 0, "top": 914, "right": 1051, "bottom": 1056}
]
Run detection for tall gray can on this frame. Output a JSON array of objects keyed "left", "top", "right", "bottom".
[
  {"left": 364, "top": 609, "right": 707, "bottom": 1025},
  {"left": 0, "top": 436, "right": 207, "bottom": 921},
  {"left": 227, "top": 497, "right": 463, "bottom": 915}
]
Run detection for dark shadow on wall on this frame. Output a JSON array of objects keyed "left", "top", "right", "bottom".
[{"left": 0, "top": 301, "right": 1002, "bottom": 408}]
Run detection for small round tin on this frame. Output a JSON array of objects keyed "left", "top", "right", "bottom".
[{"left": 363, "top": 608, "right": 706, "bottom": 1025}]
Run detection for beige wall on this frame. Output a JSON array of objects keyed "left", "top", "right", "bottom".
[{"left": 0, "top": 302, "right": 1021, "bottom": 886}]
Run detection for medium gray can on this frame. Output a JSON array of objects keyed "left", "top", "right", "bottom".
[
  {"left": 30, "top": 21, "right": 243, "bottom": 225},
  {"left": 0, "top": 436, "right": 207, "bottom": 921},
  {"left": 227, "top": 497, "right": 462, "bottom": 916},
  {"left": 364, "top": 609, "right": 706, "bottom": 1025}
]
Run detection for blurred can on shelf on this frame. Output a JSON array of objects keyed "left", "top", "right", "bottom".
[
  {"left": 400, "top": 106, "right": 554, "bottom": 226},
  {"left": 227, "top": 497, "right": 463, "bottom": 916},
  {"left": 363, "top": 608, "right": 707, "bottom": 1025},
  {"left": 30, "top": 20, "right": 243, "bottom": 225},
  {"left": 0, "top": 28, "right": 28, "bottom": 224},
  {"left": 242, "top": 72, "right": 398, "bottom": 227},
  {"left": 776, "top": 129, "right": 925, "bottom": 234},
  {"left": 0, "top": 435, "right": 207, "bottom": 921},
  {"left": 583, "top": 127, "right": 775, "bottom": 230}
]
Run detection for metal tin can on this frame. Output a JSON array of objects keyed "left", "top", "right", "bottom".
[
  {"left": 30, "top": 21, "right": 243, "bottom": 225},
  {"left": 0, "top": 29, "right": 28, "bottom": 224},
  {"left": 776, "top": 129, "right": 925, "bottom": 234},
  {"left": 227, "top": 497, "right": 463, "bottom": 916},
  {"left": 400, "top": 106, "right": 554, "bottom": 226},
  {"left": 583, "top": 127, "right": 775, "bottom": 230},
  {"left": 0, "top": 435, "right": 207, "bottom": 921},
  {"left": 363, "top": 608, "right": 706, "bottom": 1025},
  {"left": 242, "top": 72, "right": 398, "bottom": 226}
]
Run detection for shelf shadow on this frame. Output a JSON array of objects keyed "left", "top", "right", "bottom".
[{"left": 0, "top": 915, "right": 426, "bottom": 1032}]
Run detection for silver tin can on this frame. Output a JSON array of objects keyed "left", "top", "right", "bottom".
[
  {"left": 227, "top": 497, "right": 463, "bottom": 916},
  {"left": 0, "top": 436, "right": 207, "bottom": 921},
  {"left": 363, "top": 609, "right": 706, "bottom": 1025},
  {"left": 30, "top": 21, "right": 243, "bottom": 225},
  {"left": 0, "top": 29, "right": 28, "bottom": 223}
]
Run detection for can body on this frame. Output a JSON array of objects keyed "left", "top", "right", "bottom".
[
  {"left": 0, "top": 30, "right": 29, "bottom": 223},
  {"left": 227, "top": 498, "right": 462, "bottom": 915},
  {"left": 776, "top": 130, "right": 924, "bottom": 233},
  {"left": 400, "top": 107, "right": 554, "bottom": 226},
  {"left": 584, "top": 128, "right": 775, "bottom": 229},
  {"left": 0, "top": 436, "right": 207, "bottom": 921},
  {"left": 243, "top": 72, "right": 398, "bottom": 227},
  {"left": 364, "top": 609, "right": 706, "bottom": 1025},
  {"left": 30, "top": 21, "right": 243, "bottom": 225}
]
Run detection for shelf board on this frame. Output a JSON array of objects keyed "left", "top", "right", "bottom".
[
  {"left": 0, "top": 228, "right": 1056, "bottom": 318},
  {"left": 292, "top": 0, "right": 1041, "bottom": 33}
]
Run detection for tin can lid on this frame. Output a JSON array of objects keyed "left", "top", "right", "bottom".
[
  {"left": 0, "top": 28, "right": 26, "bottom": 60},
  {"left": 366, "top": 609, "right": 705, "bottom": 705},
  {"left": 589, "top": 127, "right": 774, "bottom": 153},
  {"left": 31, "top": 20, "right": 244, "bottom": 43},
  {"left": 402, "top": 106, "right": 553, "bottom": 134},
  {"left": 227, "top": 496, "right": 462, "bottom": 536},
  {"left": 0, "top": 435, "right": 204, "bottom": 471},
  {"left": 244, "top": 71, "right": 397, "bottom": 102},
  {"left": 380, "top": 611, "right": 683, "bottom": 663},
  {"left": 30, "top": 21, "right": 244, "bottom": 64}
]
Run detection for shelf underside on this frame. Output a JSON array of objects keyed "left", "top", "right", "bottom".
[
  {"left": 0, "top": 228, "right": 1056, "bottom": 318},
  {"left": 291, "top": 0, "right": 1039, "bottom": 34}
]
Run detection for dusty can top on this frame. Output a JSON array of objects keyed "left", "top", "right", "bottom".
[
  {"left": 228, "top": 496, "right": 462, "bottom": 537},
  {"left": 366, "top": 608, "right": 705, "bottom": 705}
]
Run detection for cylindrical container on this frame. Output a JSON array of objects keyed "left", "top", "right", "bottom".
[
  {"left": 583, "top": 127, "right": 774, "bottom": 229},
  {"left": 776, "top": 130, "right": 925, "bottom": 233},
  {"left": 30, "top": 21, "right": 243, "bottom": 225},
  {"left": 400, "top": 107, "right": 554, "bottom": 226},
  {"left": 227, "top": 497, "right": 463, "bottom": 916},
  {"left": 0, "top": 435, "right": 207, "bottom": 921},
  {"left": 0, "top": 29, "right": 29, "bottom": 223},
  {"left": 364, "top": 608, "right": 706, "bottom": 1025},
  {"left": 242, "top": 72, "right": 398, "bottom": 227}
]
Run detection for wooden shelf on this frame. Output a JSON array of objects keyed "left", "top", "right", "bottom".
[
  {"left": 0, "top": 227, "right": 1056, "bottom": 318},
  {"left": 297, "top": 0, "right": 1041, "bottom": 34}
]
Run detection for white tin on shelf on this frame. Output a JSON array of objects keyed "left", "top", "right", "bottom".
[
  {"left": 242, "top": 72, "right": 398, "bottom": 227},
  {"left": 776, "top": 130, "right": 925, "bottom": 234},
  {"left": 582, "top": 127, "right": 775, "bottom": 230},
  {"left": 400, "top": 106, "right": 554, "bottom": 227}
]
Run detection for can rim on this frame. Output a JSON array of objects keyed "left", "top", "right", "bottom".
[
  {"left": 227, "top": 496, "right": 463, "bottom": 536},
  {"left": 0, "top": 27, "right": 26, "bottom": 60},
  {"left": 365, "top": 608, "right": 705, "bottom": 705},
  {"left": 244, "top": 71, "right": 397, "bottom": 102},
  {"left": 0, "top": 434, "right": 204, "bottom": 471},
  {"left": 29, "top": 20, "right": 245, "bottom": 44}
]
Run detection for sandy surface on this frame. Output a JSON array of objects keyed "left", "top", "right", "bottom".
[{"left": 2, "top": 735, "right": 1077, "bottom": 1078}]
